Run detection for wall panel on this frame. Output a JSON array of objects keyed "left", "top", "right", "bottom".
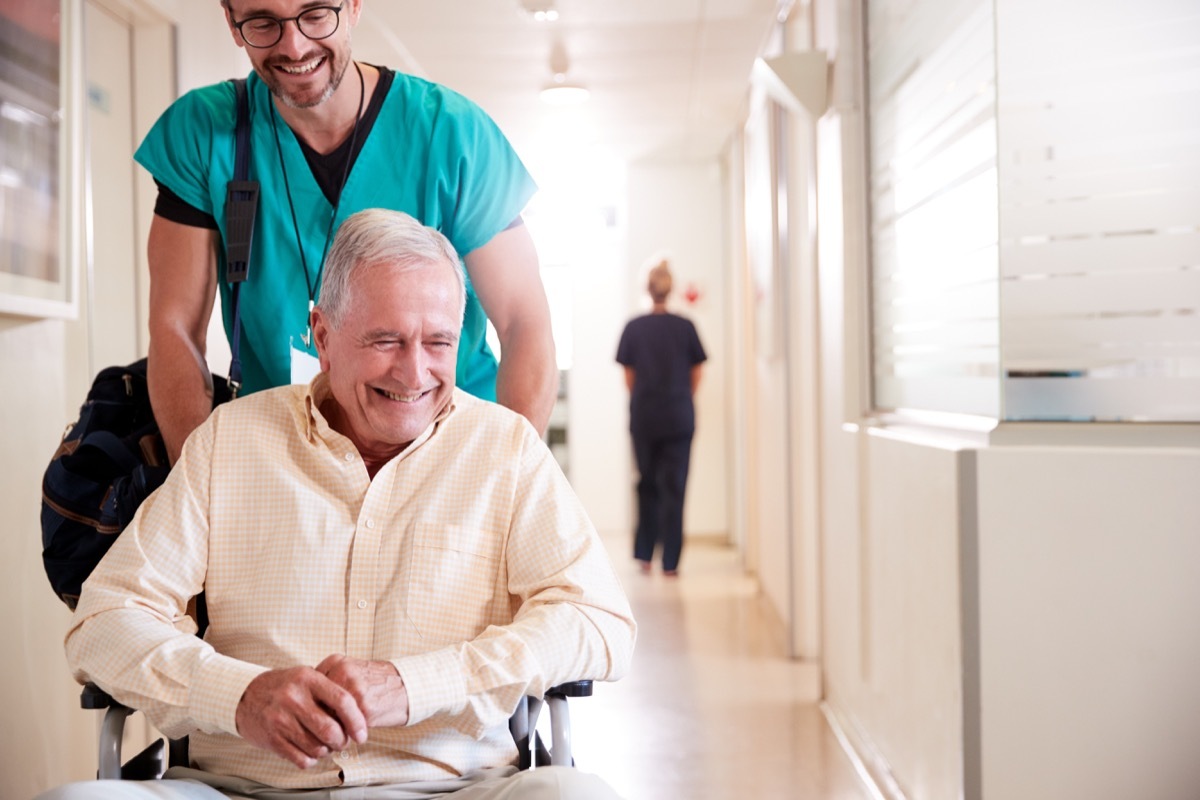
[{"left": 976, "top": 447, "right": 1200, "bottom": 799}]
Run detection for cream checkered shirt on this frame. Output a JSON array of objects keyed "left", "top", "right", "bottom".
[{"left": 66, "top": 376, "right": 636, "bottom": 789}]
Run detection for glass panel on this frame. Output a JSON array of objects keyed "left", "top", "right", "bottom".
[
  {"left": 0, "top": 0, "right": 63, "bottom": 307},
  {"left": 996, "top": 0, "right": 1200, "bottom": 421},
  {"left": 867, "top": 0, "right": 1000, "bottom": 416}
]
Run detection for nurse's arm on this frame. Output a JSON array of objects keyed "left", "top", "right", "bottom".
[
  {"left": 464, "top": 224, "right": 558, "bottom": 435},
  {"left": 147, "top": 214, "right": 221, "bottom": 464}
]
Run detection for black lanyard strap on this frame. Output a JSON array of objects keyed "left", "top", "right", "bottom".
[{"left": 224, "top": 77, "right": 258, "bottom": 395}]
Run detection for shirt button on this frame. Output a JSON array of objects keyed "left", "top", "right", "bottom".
[
  {"left": 340, "top": 750, "right": 349, "bottom": 759},
  {"left": 366, "top": 519, "right": 375, "bottom": 529},
  {"left": 344, "top": 453, "right": 354, "bottom": 462},
  {"left": 357, "top": 600, "right": 367, "bottom": 609}
]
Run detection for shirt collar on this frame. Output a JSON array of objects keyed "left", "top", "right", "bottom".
[{"left": 302, "top": 373, "right": 459, "bottom": 458}]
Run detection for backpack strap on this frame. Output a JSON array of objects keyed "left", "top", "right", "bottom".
[{"left": 224, "top": 77, "right": 258, "bottom": 397}]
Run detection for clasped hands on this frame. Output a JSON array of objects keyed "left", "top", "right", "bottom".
[{"left": 234, "top": 654, "right": 410, "bottom": 769}]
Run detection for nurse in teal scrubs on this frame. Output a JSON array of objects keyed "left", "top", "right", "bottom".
[{"left": 136, "top": 0, "right": 557, "bottom": 462}]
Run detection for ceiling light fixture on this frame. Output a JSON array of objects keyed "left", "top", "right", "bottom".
[
  {"left": 519, "top": 0, "right": 559, "bottom": 22},
  {"left": 540, "top": 39, "right": 589, "bottom": 105},
  {"left": 540, "top": 81, "right": 590, "bottom": 105}
]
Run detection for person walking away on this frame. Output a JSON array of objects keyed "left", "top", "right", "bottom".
[{"left": 615, "top": 259, "right": 707, "bottom": 577}]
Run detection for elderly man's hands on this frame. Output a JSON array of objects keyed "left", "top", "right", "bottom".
[
  {"left": 235, "top": 666, "right": 367, "bottom": 769},
  {"left": 235, "top": 656, "right": 409, "bottom": 769},
  {"left": 316, "top": 654, "right": 410, "bottom": 728}
]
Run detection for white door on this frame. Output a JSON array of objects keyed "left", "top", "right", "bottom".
[{"left": 82, "top": 0, "right": 139, "bottom": 372}]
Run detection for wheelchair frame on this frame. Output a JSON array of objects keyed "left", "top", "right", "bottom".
[{"left": 82, "top": 679, "right": 593, "bottom": 780}]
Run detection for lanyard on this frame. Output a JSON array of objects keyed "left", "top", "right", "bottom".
[{"left": 269, "top": 61, "right": 366, "bottom": 347}]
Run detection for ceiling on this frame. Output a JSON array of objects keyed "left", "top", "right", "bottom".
[{"left": 352, "top": 0, "right": 784, "bottom": 165}]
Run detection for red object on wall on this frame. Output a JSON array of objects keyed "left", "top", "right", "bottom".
[{"left": 683, "top": 283, "right": 701, "bottom": 305}]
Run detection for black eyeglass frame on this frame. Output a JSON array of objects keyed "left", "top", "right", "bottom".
[{"left": 230, "top": 4, "right": 346, "bottom": 49}]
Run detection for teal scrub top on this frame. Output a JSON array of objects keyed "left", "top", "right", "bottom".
[{"left": 134, "top": 69, "right": 537, "bottom": 399}]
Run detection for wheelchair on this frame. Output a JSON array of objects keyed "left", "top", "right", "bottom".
[{"left": 82, "top": 679, "right": 594, "bottom": 780}]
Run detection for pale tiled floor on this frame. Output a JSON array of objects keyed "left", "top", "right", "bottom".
[{"left": 562, "top": 535, "right": 874, "bottom": 800}]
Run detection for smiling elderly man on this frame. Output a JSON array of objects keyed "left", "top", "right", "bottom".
[{"left": 39, "top": 209, "right": 636, "bottom": 800}]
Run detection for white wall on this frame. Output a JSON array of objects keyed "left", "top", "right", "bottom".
[
  {"left": 0, "top": 317, "right": 96, "bottom": 797},
  {"left": 173, "top": 2, "right": 248, "bottom": 93},
  {"left": 738, "top": 91, "right": 792, "bottom": 624},
  {"left": 820, "top": 428, "right": 971, "bottom": 800},
  {"left": 564, "top": 205, "right": 632, "bottom": 539},
  {"left": 734, "top": 18, "right": 829, "bottom": 657}
]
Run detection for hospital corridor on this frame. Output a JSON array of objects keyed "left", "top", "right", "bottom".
[{"left": 3, "top": 1, "right": 1199, "bottom": 799}]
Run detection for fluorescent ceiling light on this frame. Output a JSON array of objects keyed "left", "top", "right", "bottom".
[
  {"left": 519, "top": 0, "right": 558, "bottom": 22},
  {"left": 540, "top": 83, "right": 590, "bottom": 105}
]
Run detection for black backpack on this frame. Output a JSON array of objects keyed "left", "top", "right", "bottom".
[
  {"left": 41, "top": 78, "right": 256, "bottom": 610},
  {"left": 40, "top": 360, "right": 233, "bottom": 609}
]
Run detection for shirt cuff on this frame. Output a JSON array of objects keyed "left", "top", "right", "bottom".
[
  {"left": 190, "top": 652, "right": 271, "bottom": 736},
  {"left": 392, "top": 649, "right": 467, "bottom": 727}
]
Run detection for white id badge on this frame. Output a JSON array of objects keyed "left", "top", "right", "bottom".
[{"left": 290, "top": 338, "right": 322, "bottom": 385}]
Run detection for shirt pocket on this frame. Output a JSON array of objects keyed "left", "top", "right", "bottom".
[{"left": 405, "top": 524, "right": 505, "bottom": 645}]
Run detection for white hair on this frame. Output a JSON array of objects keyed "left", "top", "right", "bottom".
[{"left": 316, "top": 209, "right": 465, "bottom": 328}]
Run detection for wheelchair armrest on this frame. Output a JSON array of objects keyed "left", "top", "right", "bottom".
[
  {"left": 82, "top": 683, "right": 140, "bottom": 778},
  {"left": 511, "top": 680, "right": 594, "bottom": 770},
  {"left": 81, "top": 682, "right": 122, "bottom": 710},
  {"left": 81, "top": 682, "right": 169, "bottom": 779},
  {"left": 546, "top": 680, "right": 592, "bottom": 698},
  {"left": 543, "top": 682, "right": 591, "bottom": 768}
]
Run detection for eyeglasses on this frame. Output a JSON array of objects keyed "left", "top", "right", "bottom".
[{"left": 230, "top": 4, "right": 344, "bottom": 49}]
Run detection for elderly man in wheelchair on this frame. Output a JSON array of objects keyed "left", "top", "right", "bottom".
[{"left": 38, "top": 209, "right": 636, "bottom": 800}]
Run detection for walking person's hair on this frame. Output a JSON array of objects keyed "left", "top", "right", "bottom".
[{"left": 648, "top": 259, "right": 673, "bottom": 304}]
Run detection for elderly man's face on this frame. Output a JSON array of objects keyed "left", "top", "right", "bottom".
[
  {"left": 312, "top": 259, "right": 460, "bottom": 462},
  {"left": 224, "top": 0, "right": 360, "bottom": 110}
]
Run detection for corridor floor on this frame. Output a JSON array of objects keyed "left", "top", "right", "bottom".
[{"left": 564, "top": 535, "right": 874, "bottom": 800}]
